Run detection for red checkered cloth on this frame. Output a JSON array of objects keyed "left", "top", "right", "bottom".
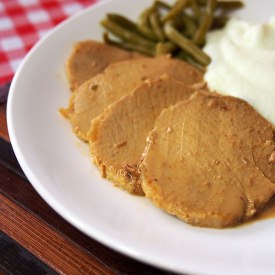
[{"left": 0, "top": 0, "right": 98, "bottom": 86}]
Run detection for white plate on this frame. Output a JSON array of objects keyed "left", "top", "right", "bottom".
[{"left": 7, "top": 1, "right": 275, "bottom": 274}]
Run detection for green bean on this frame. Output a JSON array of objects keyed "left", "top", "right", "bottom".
[
  {"left": 197, "top": 0, "right": 244, "bottom": 9},
  {"left": 138, "top": 6, "right": 158, "bottom": 41},
  {"left": 185, "top": 55, "right": 206, "bottom": 70},
  {"left": 107, "top": 13, "right": 141, "bottom": 35},
  {"left": 211, "top": 15, "right": 229, "bottom": 29},
  {"left": 216, "top": 0, "right": 244, "bottom": 9},
  {"left": 176, "top": 50, "right": 206, "bottom": 70},
  {"left": 156, "top": 41, "right": 177, "bottom": 55},
  {"left": 175, "top": 50, "right": 189, "bottom": 61},
  {"left": 154, "top": 0, "right": 172, "bottom": 10},
  {"left": 103, "top": 32, "right": 155, "bottom": 56},
  {"left": 164, "top": 21, "right": 211, "bottom": 66},
  {"left": 149, "top": 12, "right": 166, "bottom": 42},
  {"left": 101, "top": 18, "right": 155, "bottom": 48},
  {"left": 100, "top": 0, "right": 244, "bottom": 69},
  {"left": 162, "top": 0, "right": 188, "bottom": 23},
  {"left": 168, "top": 15, "right": 185, "bottom": 30},
  {"left": 138, "top": 24, "right": 158, "bottom": 41},
  {"left": 188, "top": 0, "right": 201, "bottom": 20},
  {"left": 182, "top": 15, "right": 197, "bottom": 37},
  {"left": 139, "top": 5, "right": 155, "bottom": 23},
  {"left": 193, "top": 0, "right": 216, "bottom": 46}
]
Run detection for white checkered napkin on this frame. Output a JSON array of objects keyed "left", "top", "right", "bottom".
[{"left": 0, "top": 0, "right": 97, "bottom": 86}]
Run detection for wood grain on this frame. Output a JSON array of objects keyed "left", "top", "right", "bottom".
[
  {"left": 0, "top": 193, "right": 114, "bottom": 274},
  {"left": 0, "top": 138, "right": 26, "bottom": 179},
  {"left": 0, "top": 230, "right": 57, "bottom": 275},
  {"left": 0, "top": 104, "right": 9, "bottom": 142},
  {"left": 0, "top": 141, "right": 173, "bottom": 274},
  {"left": 0, "top": 82, "right": 10, "bottom": 142}
]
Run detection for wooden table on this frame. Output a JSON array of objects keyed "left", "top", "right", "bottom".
[{"left": 0, "top": 83, "right": 175, "bottom": 275}]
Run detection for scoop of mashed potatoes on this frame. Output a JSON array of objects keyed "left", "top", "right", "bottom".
[{"left": 204, "top": 16, "right": 275, "bottom": 126}]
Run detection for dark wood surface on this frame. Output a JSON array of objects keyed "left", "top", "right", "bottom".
[{"left": 0, "top": 83, "right": 177, "bottom": 275}]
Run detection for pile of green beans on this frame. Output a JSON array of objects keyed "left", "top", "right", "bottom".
[{"left": 100, "top": 0, "right": 243, "bottom": 69}]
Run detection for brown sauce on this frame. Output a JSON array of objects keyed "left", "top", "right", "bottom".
[{"left": 253, "top": 197, "right": 275, "bottom": 221}]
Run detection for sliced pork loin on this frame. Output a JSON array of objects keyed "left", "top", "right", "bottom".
[
  {"left": 88, "top": 76, "right": 195, "bottom": 195},
  {"left": 66, "top": 40, "right": 142, "bottom": 90},
  {"left": 141, "top": 92, "right": 275, "bottom": 228},
  {"left": 63, "top": 56, "right": 203, "bottom": 141}
]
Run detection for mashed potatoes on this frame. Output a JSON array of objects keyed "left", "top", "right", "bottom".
[{"left": 204, "top": 16, "right": 275, "bottom": 126}]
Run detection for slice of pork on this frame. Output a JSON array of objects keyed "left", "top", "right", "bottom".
[
  {"left": 63, "top": 56, "right": 203, "bottom": 141},
  {"left": 141, "top": 92, "right": 275, "bottom": 228},
  {"left": 89, "top": 76, "right": 195, "bottom": 195},
  {"left": 66, "top": 40, "right": 142, "bottom": 90}
]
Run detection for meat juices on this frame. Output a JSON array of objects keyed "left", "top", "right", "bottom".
[
  {"left": 63, "top": 56, "right": 203, "bottom": 141},
  {"left": 88, "top": 76, "right": 195, "bottom": 195},
  {"left": 141, "top": 92, "right": 275, "bottom": 228}
]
